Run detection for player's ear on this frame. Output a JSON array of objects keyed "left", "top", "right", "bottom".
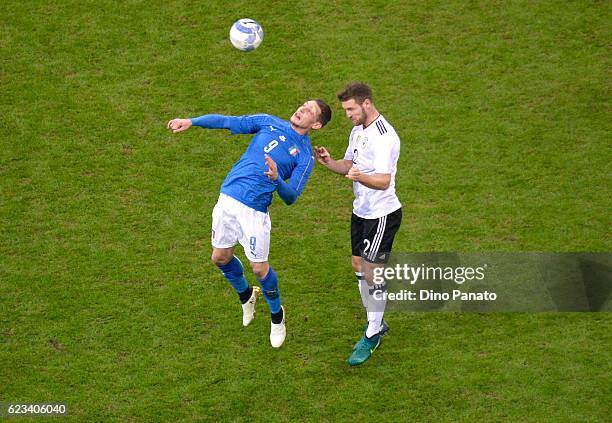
[{"left": 312, "top": 121, "right": 323, "bottom": 130}]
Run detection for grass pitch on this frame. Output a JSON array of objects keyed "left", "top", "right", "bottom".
[{"left": 1, "top": 1, "right": 610, "bottom": 421}]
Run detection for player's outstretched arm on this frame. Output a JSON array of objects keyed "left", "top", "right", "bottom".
[
  {"left": 167, "top": 118, "right": 192, "bottom": 133},
  {"left": 315, "top": 146, "right": 352, "bottom": 175},
  {"left": 168, "top": 115, "right": 238, "bottom": 134}
]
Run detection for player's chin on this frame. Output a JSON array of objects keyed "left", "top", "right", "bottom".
[{"left": 292, "top": 120, "right": 308, "bottom": 130}]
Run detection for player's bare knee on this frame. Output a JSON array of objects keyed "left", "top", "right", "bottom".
[
  {"left": 351, "top": 256, "right": 362, "bottom": 273},
  {"left": 250, "top": 261, "right": 269, "bottom": 279},
  {"left": 211, "top": 250, "right": 231, "bottom": 266}
]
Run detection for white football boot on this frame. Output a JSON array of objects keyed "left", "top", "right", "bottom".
[
  {"left": 241, "top": 286, "right": 261, "bottom": 327},
  {"left": 270, "top": 306, "right": 286, "bottom": 348}
]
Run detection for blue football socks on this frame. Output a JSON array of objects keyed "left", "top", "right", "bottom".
[
  {"left": 257, "top": 266, "right": 282, "bottom": 317},
  {"left": 217, "top": 256, "right": 250, "bottom": 302}
]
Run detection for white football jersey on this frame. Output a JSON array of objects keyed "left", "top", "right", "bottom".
[{"left": 343, "top": 114, "right": 402, "bottom": 219}]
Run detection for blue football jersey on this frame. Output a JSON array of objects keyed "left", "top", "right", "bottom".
[{"left": 193, "top": 114, "right": 315, "bottom": 213}]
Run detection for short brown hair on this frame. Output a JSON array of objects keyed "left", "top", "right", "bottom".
[
  {"left": 314, "top": 99, "right": 332, "bottom": 127},
  {"left": 337, "top": 82, "right": 373, "bottom": 104}
]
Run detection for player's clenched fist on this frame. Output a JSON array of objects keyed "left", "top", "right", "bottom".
[
  {"left": 346, "top": 166, "right": 362, "bottom": 181},
  {"left": 167, "top": 118, "right": 193, "bottom": 133}
]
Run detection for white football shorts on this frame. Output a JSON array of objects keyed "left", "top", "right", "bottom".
[{"left": 211, "top": 193, "right": 271, "bottom": 263}]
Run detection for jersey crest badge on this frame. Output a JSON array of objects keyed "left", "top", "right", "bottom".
[{"left": 356, "top": 134, "right": 368, "bottom": 149}]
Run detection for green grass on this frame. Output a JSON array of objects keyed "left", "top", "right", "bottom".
[{"left": 1, "top": 0, "right": 610, "bottom": 421}]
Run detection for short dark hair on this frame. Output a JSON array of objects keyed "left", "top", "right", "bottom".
[
  {"left": 337, "top": 82, "right": 373, "bottom": 104},
  {"left": 314, "top": 99, "right": 332, "bottom": 127}
]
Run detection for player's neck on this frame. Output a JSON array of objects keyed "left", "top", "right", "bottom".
[
  {"left": 363, "top": 108, "right": 380, "bottom": 128},
  {"left": 290, "top": 123, "right": 309, "bottom": 135}
]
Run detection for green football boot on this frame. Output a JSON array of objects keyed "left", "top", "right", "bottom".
[
  {"left": 354, "top": 320, "right": 389, "bottom": 350},
  {"left": 348, "top": 333, "right": 381, "bottom": 366}
]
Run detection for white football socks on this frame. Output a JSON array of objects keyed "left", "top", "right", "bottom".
[
  {"left": 366, "top": 311, "right": 385, "bottom": 338},
  {"left": 356, "top": 271, "right": 387, "bottom": 337},
  {"left": 355, "top": 272, "right": 368, "bottom": 308}
]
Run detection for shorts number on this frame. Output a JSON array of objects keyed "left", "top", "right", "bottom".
[
  {"left": 362, "top": 239, "right": 371, "bottom": 255},
  {"left": 264, "top": 140, "right": 278, "bottom": 153},
  {"left": 249, "top": 236, "right": 257, "bottom": 252}
]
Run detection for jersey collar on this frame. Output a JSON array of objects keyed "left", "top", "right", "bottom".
[{"left": 362, "top": 113, "right": 382, "bottom": 130}]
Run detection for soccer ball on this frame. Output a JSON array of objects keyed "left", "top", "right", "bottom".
[{"left": 229, "top": 18, "right": 264, "bottom": 51}]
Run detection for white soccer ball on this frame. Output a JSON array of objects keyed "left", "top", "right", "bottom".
[{"left": 229, "top": 18, "right": 264, "bottom": 52}]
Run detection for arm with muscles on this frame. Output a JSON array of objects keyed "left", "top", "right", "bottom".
[
  {"left": 264, "top": 154, "right": 309, "bottom": 205},
  {"left": 314, "top": 146, "right": 353, "bottom": 175},
  {"left": 346, "top": 167, "right": 391, "bottom": 190},
  {"left": 314, "top": 145, "right": 389, "bottom": 188},
  {"left": 167, "top": 114, "right": 264, "bottom": 134},
  {"left": 167, "top": 115, "right": 230, "bottom": 133}
]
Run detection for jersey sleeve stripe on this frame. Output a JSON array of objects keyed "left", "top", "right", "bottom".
[{"left": 376, "top": 120, "right": 387, "bottom": 135}]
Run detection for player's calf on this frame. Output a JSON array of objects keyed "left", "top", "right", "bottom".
[
  {"left": 254, "top": 265, "right": 286, "bottom": 347},
  {"left": 215, "top": 254, "right": 261, "bottom": 326}
]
